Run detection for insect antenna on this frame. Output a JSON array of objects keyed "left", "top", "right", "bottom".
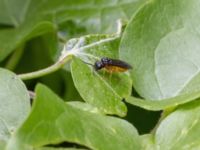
[
  {"left": 82, "top": 60, "right": 94, "bottom": 66},
  {"left": 81, "top": 60, "right": 97, "bottom": 75}
]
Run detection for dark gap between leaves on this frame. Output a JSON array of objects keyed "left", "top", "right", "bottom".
[
  {"left": 125, "top": 102, "right": 161, "bottom": 135},
  {"left": 45, "top": 141, "right": 91, "bottom": 149},
  {"left": 0, "top": 23, "right": 15, "bottom": 29},
  {"left": 132, "top": 87, "right": 143, "bottom": 99}
]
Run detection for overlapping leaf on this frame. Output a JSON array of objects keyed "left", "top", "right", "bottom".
[
  {"left": 120, "top": 0, "right": 200, "bottom": 100},
  {"left": 154, "top": 100, "right": 200, "bottom": 149},
  {"left": 0, "top": 68, "right": 30, "bottom": 141},
  {"left": 6, "top": 84, "right": 141, "bottom": 150}
]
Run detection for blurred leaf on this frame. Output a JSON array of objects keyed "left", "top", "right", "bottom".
[
  {"left": 0, "top": 141, "right": 6, "bottom": 150},
  {"left": 0, "top": 0, "right": 31, "bottom": 26},
  {"left": 15, "top": 36, "right": 55, "bottom": 79},
  {"left": 126, "top": 90, "right": 200, "bottom": 111},
  {"left": 6, "top": 84, "right": 141, "bottom": 150},
  {"left": 155, "top": 100, "right": 200, "bottom": 149},
  {"left": 0, "top": 22, "right": 55, "bottom": 62},
  {"left": 14, "top": 35, "right": 65, "bottom": 98},
  {"left": 0, "top": 68, "right": 30, "bottom": 141},
  {"left": 66, "top": 34, "right": 132, "bottom": 116},
  {"left": 33, "top": 0, "right": 147, "bottom": 33},
  {"left": 13, "top": 33, "right": 57, "bottom": 73},
  {"left": 0, "top": 0, "right": 146, "bottom": 62},
  {"left": 58, "top": 20, "right": 87, "bottom": 42},
  {"left": 120, "top": 0, "right": 200, "bottom": 100},
  {"left": 5, "top": 45, "right": 25, "bottom": 70}
]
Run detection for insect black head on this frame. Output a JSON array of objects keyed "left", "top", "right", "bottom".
[
  {"left": 94, "top": 61, "right": 104, "bottom": 71},
  {"left": 101, "top": 57, "right": 111, "bottom": 65}
]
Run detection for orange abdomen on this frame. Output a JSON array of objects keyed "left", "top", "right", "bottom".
[{"left": 104, "top": 66, "right": 128, "bottom": 73}]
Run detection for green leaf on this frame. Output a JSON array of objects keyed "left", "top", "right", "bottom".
[
  {"left": 154, "top": 100, "right": 200, "bottom": 149},
  {"left": 36, "top": 0, "right": 147, "bottom": 34},
  {"left": 0, "top": 22, "right": 55, "bottom": 62},
  {"left": 140, "top": 134, "right": 155, "bottom": 150},
  {"left": 71, "top": 58, "right": 131, "bottom": 117},
  {"left": 0, "top": 68, "right": 30, "bottom": 141},
  {"left": 0, "top": 0, "right": 31, "bottom": 26},
  {"left": 126, "top": 90, "right": 200, "bottom": 111},
  {"left": 61, "top": 71, "right": 83, "bottom": 102},
  {"left": 0, "top": 0, "right": 146, "bottom": 62},
  {"left": 0, "top": 141, "right": 6, "bottom": 150},
  {"left": 120, "top": 0, "right": 200, "bottom": 100},
  {"left": 67, "top": 34, "right": 132, "bottom": 116},
  {"left": 6, "top": 84, "right": 141, "bottom": 150},
  {"left": 67, "top": 101, "right": 101, "bottom": 114}
]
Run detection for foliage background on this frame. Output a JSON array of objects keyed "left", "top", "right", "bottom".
[{"left": 1, "top": 0, "right": 200, "bottom": 149}]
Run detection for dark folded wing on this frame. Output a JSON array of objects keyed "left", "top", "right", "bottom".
[{"left": 107, "top": 58, "right": 132, "bottom": 69}]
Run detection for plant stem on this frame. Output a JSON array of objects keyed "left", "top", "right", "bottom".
[
  {"left": 5, "top": 45, "right": 25, "bottom": 70},
  {"left": 18, "top": 55, "right": 72, "bottom": 80}
]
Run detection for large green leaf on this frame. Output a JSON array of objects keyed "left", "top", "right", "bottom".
[
  {"left": 0, "top": 0, "right": 146, "bottom": 62},
  {"left": 0, "top": 68, "right": 30, "bottom": 141},
  {"left": 66, "top": 34, "right": 132, "bottom": 116},
  {"left": 120, "top": 0, "right": 200, "bottom": 100},
  {"left": 154, "top": 100, "right": 200, "bottom": 149},
  {"left": 6, "top": 84, "right": 141, "bottom": 150}
]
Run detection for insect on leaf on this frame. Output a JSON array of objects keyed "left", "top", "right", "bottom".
[{"left": 61, "top": 33, "right": 132, "bottom": 116}]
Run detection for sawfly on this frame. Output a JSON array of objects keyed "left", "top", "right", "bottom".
[{"left": 85, "top": 57, "right": 132, "bottom": 73}]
